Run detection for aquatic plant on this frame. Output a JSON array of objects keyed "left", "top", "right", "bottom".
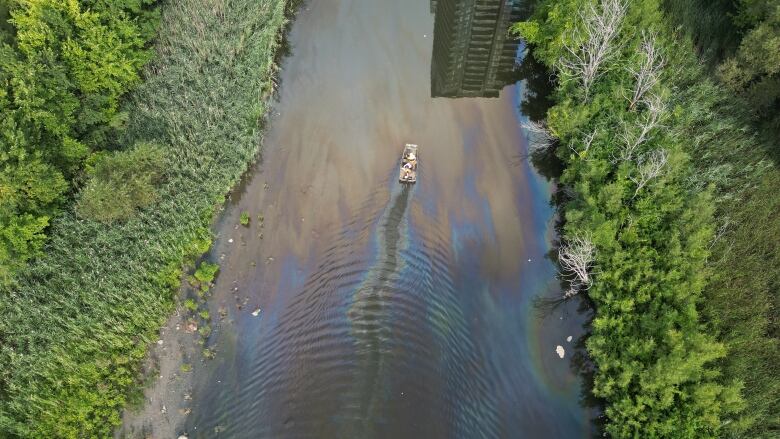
[{"left": 194, "top": 262, "right": 220, "bottom": 285}]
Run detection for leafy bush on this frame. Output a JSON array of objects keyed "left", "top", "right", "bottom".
[{"left": 77, "top": 142, "right": 165, "bottom": 222}]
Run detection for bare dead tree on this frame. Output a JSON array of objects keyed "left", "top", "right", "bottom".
[
  {"left": 568, "top": 128, "right": 597, "bottom": 159},
  {"left": 616, "top": 93, "right": 666, "bottom": 162},
  {"left": 558, "top": 234, "right": 596, "bottom": 298},
  {"left": 630, "top": 148, "right": 668, "bottom": 197},
  {"left": 521, "top": 120, "right": 556, "bottom": 155},
  {"left": 627, "top": 31, "right": 665, "bottom": 110},
  {"left": 557, "top": 0, "right": 628, "bottom": 98}
]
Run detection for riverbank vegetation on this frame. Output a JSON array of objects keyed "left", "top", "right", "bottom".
[
  {"left": 0, "top": 0, "right": 288, "bottom": 435},
  {"left": 517, "top": 0, "right": 778, "bottom": 436},
  {"left": 0, "top": 0, "right": 160, "bottom": 283},
  {"left": 663, "top": 1, "right": 780, "bottom": 436}
]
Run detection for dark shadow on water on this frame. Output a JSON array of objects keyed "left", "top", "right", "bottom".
[
  {"left": 515, "top": 51, "right": 555, "bottom": 123},
  {"left": 515, "top": 12, "right": 605, "bottom": 436}
]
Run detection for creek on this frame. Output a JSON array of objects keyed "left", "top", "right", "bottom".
[{"left": 184, "top": 0, "right": 593, "bottom": 437}]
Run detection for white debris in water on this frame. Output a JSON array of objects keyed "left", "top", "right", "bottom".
[
  {"left": 178, "top": 435, "right": 189, "bottom": 439},
  {"left": 251, "top": 308, "right": 262, "bottom": 317},
  {"left": 528, "top": 258, "right": 532, "bottom": 262},
  {"left": 566, "top": 336, "right": 573, "bottom": 342},
  {"left": 156, "top": 339, "right": 163, "bottom": 345},
  {"left": 556, "top": 345, "right": 565, "bottom": 359},
  {"left": 228, "top": 238, "right": 234, "bottom": 243}
]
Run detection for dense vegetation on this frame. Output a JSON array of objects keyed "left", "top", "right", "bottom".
[
  {"left": 663, "top": 0, "right": 780, "bottom": 436},
  {"left": 0, "top": 0, "right": 160, "bottom": 283},
  {"left": 665, "top": 0, "right": 780, "bottom": 135},
  {"left": 0, "top": 0, "right": 288, "bottom": 435},
  {"left": 517, "top": 0, "right": 778, "bottom": 436}
]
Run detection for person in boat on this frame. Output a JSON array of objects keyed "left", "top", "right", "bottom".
[
  {"left": 402, "top": 162, "right": 413, "bottom": 179},
  {"left": 406, "top": 152, "right": 416, "bottom": 168}
]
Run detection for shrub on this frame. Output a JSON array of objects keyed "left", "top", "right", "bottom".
[{"left": 77, "top": 142, "right": 165, "bottom": 223}]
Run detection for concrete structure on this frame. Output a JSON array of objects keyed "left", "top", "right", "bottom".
[{"left": 430, "top": 0, "right": 522, "bottom": 98}]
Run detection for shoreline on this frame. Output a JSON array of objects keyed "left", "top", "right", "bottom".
[
  {"left": 115, "top": 2, "right": 303, "bottom": 437},
  {"left": 0, "top": 0, "right": 292, "bottom": 436}
]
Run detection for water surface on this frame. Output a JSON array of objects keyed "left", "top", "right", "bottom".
[{"left": 185, "top": 0, "right": 591, "bottom": 437}]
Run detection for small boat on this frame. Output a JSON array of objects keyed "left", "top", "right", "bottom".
[{"left": 399, "top": 143, "right": 418, "bottom": 183}]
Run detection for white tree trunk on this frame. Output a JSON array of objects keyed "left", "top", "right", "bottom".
[
  {"left": 558, "top": 234, "right": 596, "bottom": 297},
  {"left": 628, "top": 31, "right": 665, "bottom": 110},
  {"left": 616, "top": 93, "right": 666, "bottom": 162},
  {"left": 521, "top": 120, "right": 556, "bottom": 155},
  {"left": 630, "top": 148, "right": 669, "bottom": 197},
  {"left": 557, "top": 0, "right": 628, "bottom": 98}
]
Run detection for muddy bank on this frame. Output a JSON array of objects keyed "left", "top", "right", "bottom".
[{"left": 115, "top": 304, "right": 199, "bottom": 438}]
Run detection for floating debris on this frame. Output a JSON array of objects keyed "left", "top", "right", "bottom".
[
  {"left": 251, "top": 308, "right": 262, "bottom": 317},
  {"left": 185, "top": 321, "right": 198, "bottom": 333},
  {"left": 556, "top": 345, "right": 565, "bottom": 359},
  {"left": 566, "top": 335, "right": 573, "bottom": 342}
]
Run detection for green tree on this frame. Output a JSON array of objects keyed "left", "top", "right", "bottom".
[
  {"left": 717, "top": 0, "right": 780, "bottom": 131},
  {"left": 77, "top": 142, "right": 165, "bottom": 223},
  {"left": 0, "top": 0, "right": 158, "bottom": 282}
]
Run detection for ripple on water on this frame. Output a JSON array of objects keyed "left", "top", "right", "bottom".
[{"left": 189, "top": 184, "right": 510, "bottom": 438}]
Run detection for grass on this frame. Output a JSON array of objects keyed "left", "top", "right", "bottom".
[
  {"left": 0, "top": 0, "right": 289, "bottom": 436},
  {"left": 668, "top": 46, "right": 780, "bottom": 438}
]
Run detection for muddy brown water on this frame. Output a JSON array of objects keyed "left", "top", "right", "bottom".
[{"left": 175, "top": 0, "right": 593, "bottom": 437}]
